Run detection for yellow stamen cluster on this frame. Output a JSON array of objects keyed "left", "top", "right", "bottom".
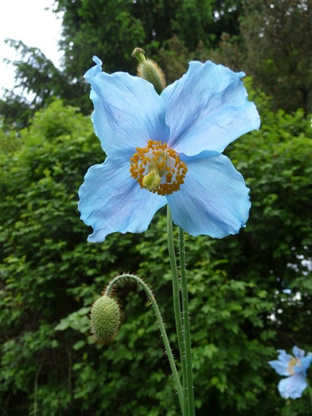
[
  {"left": 287, "top": 357, "right": 300, "bottom": 375},
  {"left": 130, "top": 140, "right": 187, "bottom": 196}
]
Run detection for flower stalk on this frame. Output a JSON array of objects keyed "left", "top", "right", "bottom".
[
  {"left": 167, "top": 207, "right": 195, "bottom": 416},
  {"left": 308, "top": 384, "right": 312, "bottom": 409},
  {"left": 167, "top": 207, "right": 186, "bottom": 410},
  {"left": 179, "top": 227, "right": 195, "bottom": 416}
]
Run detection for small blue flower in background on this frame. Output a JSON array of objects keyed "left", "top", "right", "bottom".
[
  {"left": 79, "top": 56, "right": 260, "bottom": 242},
  {"left": 269, "top": 346, "right": 312, "bottom": 399}
]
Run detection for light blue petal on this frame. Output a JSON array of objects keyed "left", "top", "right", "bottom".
[
  {"left": 268, "top": 360, "right": 290, "bottom": 377},
  {"left": 84, "top": 56, "right": 169, "bottom": 159},
  {"left": 167, "top": 152, "right": 251, "bottom": 238},
  {"left": 293, "top": 346, "right": 305, "bottom": 359},
  {"left": 277, "top": 350, "right": 293, "bottom": 364},
  {"left": 78, "top": 158, "right": 166, "bottom": 242},
  {"left": 161, "top": 60, "right": 260, "bottom": 157},
  {"left": 278, "top": 374, "right": 307, "bottom": 399},
  {"left": 302, "top": 355, "right": 312, "bottom": 371},
  {"left": 84, "top": 56, "right": 103, "bottom": 79}
]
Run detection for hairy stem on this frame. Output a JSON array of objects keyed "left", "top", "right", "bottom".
[{"left": 105, "top": 273, "right": 184, "bottom": 411}]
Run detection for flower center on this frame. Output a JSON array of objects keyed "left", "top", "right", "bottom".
[
  {"left": 287, "top": 357, "right": 300, "bottom": 375},
  {"left": 130, "top": 140, "right": 187, "bottom": 196}
]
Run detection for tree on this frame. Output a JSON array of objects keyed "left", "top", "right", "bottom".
[
  {"left": 241, "top": 0, "right": 312, "bottom": 113},
  {"left": 1, "top": 40, "right": 91, "bottom": 129},
  {"left": 54, "top": 0, "right": 243, "bottom": 76}
]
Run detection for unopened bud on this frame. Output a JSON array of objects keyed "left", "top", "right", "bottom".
[
  {"left": 132, "top": 47, "right": 166, "bottom": 94},
  {"left": 90, "top": 295, "right": 120, "bottom": 345},
  {"left": 132, "top": 47, "right": 146, "bottom": 64}
]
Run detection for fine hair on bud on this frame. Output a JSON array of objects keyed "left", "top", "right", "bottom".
[
  {"left": 90, "top": 295, "right": 120, "bottom": 345},
  {"left": 137, "top": 59, "right": 166, "bottom": 95}
]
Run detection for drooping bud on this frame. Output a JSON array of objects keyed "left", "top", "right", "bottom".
[
  {"left": 90, "top": 295, "right": 120, "bottom": 345},
  {"left": 132, "top": 47, "right": 166, "bottom": 94}
]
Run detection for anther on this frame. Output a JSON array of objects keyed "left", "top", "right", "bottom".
[{"left": 129, "top": 140, "right": 187, "bottom": 196}]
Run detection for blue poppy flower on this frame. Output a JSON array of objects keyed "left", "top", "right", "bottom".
[
  {"left": 79, "top": 56, "right": 260, "bottom": 242},
  {"left": 269, "top": 346, "right": 312, "bottom": 399}
]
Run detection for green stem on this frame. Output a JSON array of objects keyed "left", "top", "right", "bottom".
[
  {"left": 105, "top": 273, "right": 184, "bottom": 411},
  {"left": 308, "top": 384, "right": 312, "bottom": 409},
  {"left": 179, "top": 228, "right": 195, "bottom": 416},
  {"left": 167, "top": 206, "right": 187, "bottom": 414},
  {"left": 33, "top": 358, "right": 43, "bottom": 416}
]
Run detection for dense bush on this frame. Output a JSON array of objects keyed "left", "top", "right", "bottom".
[{"left": 0, "top": 93, "right": 311, "bottom": 415}]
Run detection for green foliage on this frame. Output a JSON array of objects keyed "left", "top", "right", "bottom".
[
  {"left": 0, "top": 92, "right": 34, "bottom": 132},
  {"left": 0, "top": 95, "right": 311, "bottom": 415},
  {"left": 241, "top": 0, "right": 312, "bottom": 113}
]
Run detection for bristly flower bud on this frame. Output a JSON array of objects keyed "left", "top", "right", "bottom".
[
  {"left": 90, "top": 295, "right": 120, "bottom": 345},
  {"left": 132, "top": 47, "right": 166, "bottom": 94}
]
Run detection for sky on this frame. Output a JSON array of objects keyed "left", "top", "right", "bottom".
[{"left": 0, "top": 0, "right": 63, "bottom": 97}]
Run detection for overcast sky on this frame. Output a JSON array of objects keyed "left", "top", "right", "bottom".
[{"left": 0, "top": 0, "right": 63, "bottom": 96}]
